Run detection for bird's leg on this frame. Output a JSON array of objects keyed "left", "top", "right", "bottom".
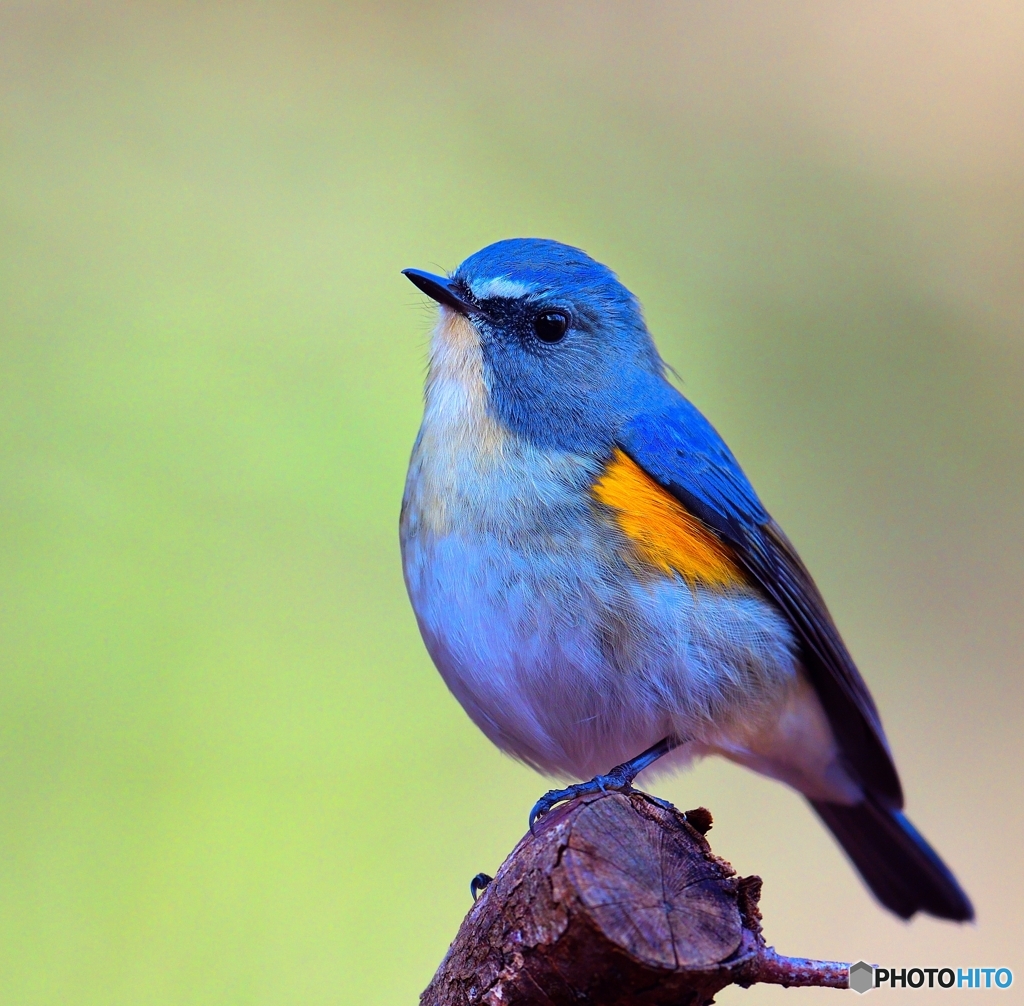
[{"left": 529, "top": 736, "right": 681, "bottom": 833}]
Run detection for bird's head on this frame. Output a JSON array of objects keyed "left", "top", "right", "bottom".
[{"left": 404, "top": 238, "right": 666, "bottom": 452}]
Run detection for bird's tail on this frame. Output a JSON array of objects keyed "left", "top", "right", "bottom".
[{"left": 809, "top": 795, "right": 974, "bottom": 921}]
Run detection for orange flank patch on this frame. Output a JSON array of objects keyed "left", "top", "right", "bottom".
[{"left": 592, "top": 448, "right": 746, "bottom": 589}]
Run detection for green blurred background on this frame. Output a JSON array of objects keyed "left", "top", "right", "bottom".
[{"left": 1, "top": 3, "right": 1021, "bottom": 1003}]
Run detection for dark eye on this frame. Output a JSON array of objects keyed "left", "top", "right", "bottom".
[{"left": 533, "top": 310, "right": 570, "bottom": 343}]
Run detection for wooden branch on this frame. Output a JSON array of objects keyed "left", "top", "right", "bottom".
[{"left": 422, "top": 792, "right": 849, "bottom": 1005}]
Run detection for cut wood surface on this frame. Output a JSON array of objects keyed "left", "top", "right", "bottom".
[{"left": 422, "top": 792, "right": 849, "bottom": 1005}]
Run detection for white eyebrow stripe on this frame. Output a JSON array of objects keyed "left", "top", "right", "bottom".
[{"left": 469, "top": 277, "right": 534, "bottom": 299}]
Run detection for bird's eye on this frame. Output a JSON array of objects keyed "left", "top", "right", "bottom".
[{"left": 533, "top": 310, "right": 570, "bottom": 343}]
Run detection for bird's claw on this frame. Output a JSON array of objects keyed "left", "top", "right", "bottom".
[{"left": 469, "top": 872, "right": 493, "bottom": 901}]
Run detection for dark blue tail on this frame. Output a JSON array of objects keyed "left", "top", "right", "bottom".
[{"left": 810, "top": 796, "right": 973, "bottom": 921}]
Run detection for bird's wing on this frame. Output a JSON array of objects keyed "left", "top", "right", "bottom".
[{"left": 618, "top": 397, "right": 903, "bottom": 808}]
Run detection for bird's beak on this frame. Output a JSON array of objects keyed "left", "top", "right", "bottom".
[{"left": 402, "top": 268, "right": 488, "bottom": 319}]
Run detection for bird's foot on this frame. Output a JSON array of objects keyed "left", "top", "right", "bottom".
[
  {"left": 528, "top": 737, "right": 683, "bottom": 834},
  {"left": 529, "top": 763, "right": 639, "bottom": 833}
]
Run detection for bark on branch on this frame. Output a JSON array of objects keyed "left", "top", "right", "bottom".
[{"left": 422, "top": 792, "right": 849, "bottom": 1005}]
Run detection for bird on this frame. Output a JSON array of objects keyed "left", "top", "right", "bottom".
[{"left": 399, "top": 238, "right": 973, "bottom": 922}]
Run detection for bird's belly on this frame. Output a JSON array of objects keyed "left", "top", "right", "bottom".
[{"left": 402, "top": 522, "right": 802, "bottom": 781}]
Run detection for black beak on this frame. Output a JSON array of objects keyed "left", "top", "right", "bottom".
[{"left": 402, "top": 268, "right": 488, "bottom": 318}]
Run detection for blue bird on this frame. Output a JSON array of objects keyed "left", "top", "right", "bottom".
[{"left": 400, "top": 238, "right": 972, "bottom": 921}]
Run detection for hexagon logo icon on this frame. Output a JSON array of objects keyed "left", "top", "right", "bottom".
[{"left": 849, "top": 960, "right": 874, "bottom": 994}]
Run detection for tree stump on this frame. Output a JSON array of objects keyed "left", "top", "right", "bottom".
[{"left": 422, "top": 792, "right": 849, "bottom": 1005}]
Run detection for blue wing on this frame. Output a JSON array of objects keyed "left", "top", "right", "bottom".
[{"left": 620, "top": 393, "right": 903, "bottom": 808}]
